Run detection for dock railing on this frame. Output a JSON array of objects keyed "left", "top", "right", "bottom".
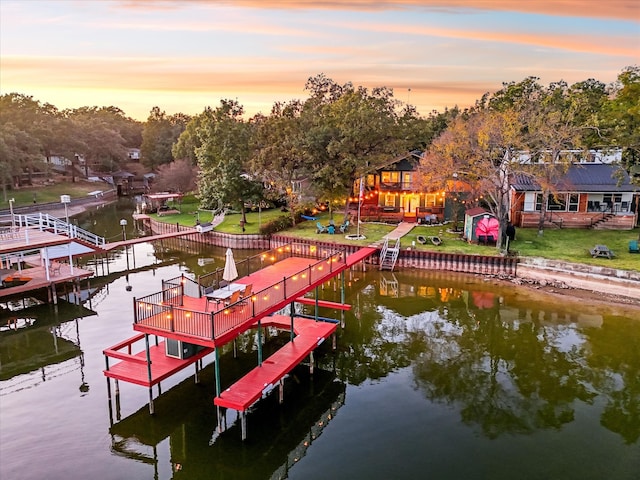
[
  {"left": 197, "top": 242, "right": 340, "bottom": 291},
  {"left": 133, "top": 247, "right": 346, "bottom": 342},
  {"left": 13, "top": 212, "right": 106, "bottom": 246}
]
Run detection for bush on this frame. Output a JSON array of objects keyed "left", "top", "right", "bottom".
[{"left": 259, "top": 214, "right": 294, "bottom": 236}]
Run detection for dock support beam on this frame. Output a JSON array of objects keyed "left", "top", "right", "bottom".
[
  {"left": 144, "top": 334, "right": 154, "bottom": 414},
  {"left": 257, "top": 320, "right": 263, "bottom": 366},
  {"left": 241, "top": 412, "right": 247, "bottom": 441}
]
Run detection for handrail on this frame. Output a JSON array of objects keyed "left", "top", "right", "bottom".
[
  {"left": 134, "top": 248, "right": 347, "bottom": 341},
  {"left": 13, "top": 212, "right": 106, "bottom": 246}
]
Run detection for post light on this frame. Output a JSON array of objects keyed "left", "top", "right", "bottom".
[
  {"left": 9, "top": 198, "right": 15, "bottom": 227},
  {"left": 60, "top": 195, "right": 71, "bottom": 224},
  {"left": 120, "top": 218, "right": 128, "bottom": 241}
]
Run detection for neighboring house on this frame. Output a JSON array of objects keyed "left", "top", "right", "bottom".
[
  {"left": 355, "top": 151, "right": 446, "bottom": 223},
  {"left": 510, "top": 163, "right": 638, "bottom": 230},
  {"left": 127, "top": 148, "right": 141, "bottom": 162}
]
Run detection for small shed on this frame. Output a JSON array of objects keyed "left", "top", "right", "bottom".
[{"left": 464, "top": 208, "right": 498, "bottom": 243}]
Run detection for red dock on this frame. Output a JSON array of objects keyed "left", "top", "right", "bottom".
[
  {"left": 102, "top": 243, "right": 376, "bottom": 438},
  {"left": 214, "top": 315, "right": 337, "bottom": 412}
]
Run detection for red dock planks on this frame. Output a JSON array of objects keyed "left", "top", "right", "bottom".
[
  {"left": 104, "top": 340, "right": 213, "bottom": 387},
  {"left": 214, "top": 315, "right": 337, "bottom": 411},
  {"left": 294, "top": 296, "right": 352, "bottom": 310}
]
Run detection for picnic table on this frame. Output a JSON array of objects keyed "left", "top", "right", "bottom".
[
  {"left": 205, "top": 283, "right": 245, "bottom": 302},
  {"left": 590, "top": 244, "right": 615, "bottom": 259}
]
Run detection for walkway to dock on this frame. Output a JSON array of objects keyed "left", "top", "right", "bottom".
[{"left": 101, "top": 228, "right": 198, "bottom": 251}]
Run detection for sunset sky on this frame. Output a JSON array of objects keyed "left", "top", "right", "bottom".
[{"left": 1, "top": 0, "right": 638, "bottom": 121}]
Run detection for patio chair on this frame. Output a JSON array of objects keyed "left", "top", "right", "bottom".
[
  {"left": 49, "top": 262, "right": 62, "bottom": 276},
  {"left": 417, "top": 235, "right": 428, "bottom": 244},
  {"left": 339, "top": 220, "right": 350, "bottom": 233},
  {"left": 316, "top": 222, "right": 327, "bottom": 234},
  {"left": 629, "top": 240, "right": 639, "bottom": 254},
  {"left": 239, "top": 284, "right": 253, "bottom": 304},
  {"left": 224, "top": 289, "right": 242, "bottom": 307},
  {"left": 327, "top": 225, "right": 335, "bottom": 234}
]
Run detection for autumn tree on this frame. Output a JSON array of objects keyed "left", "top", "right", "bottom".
[
  {"left": 153, "top": 159, "right": 197, "bottom": 193},
  {"left": 421, "top": 108, "right": 524, "bottom": 249}
]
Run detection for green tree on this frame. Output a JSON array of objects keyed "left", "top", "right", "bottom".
[
  {"left": 196, "top": 100, "right": 262, "bottom": 224},
  {"left": 141, "top": 107, "right": 188, "bottom": 170}
]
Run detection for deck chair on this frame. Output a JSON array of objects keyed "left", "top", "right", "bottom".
[
  {"left": 239, "top": 284, "right": 253, "bottom": 304},
  {"left": 49, "top": 262, "right": 62, "bottom": 276},
  {"left": 327, "top": 225, "right": 335, "bottom": 234},
  {"left": 339, "top": 220, "right": 350, "bottom": 233},
  {"left": 629, "top": 240, "right": 639, "bottom": 254},
  {"left": 316, "top": 222, "right": 327, "bottom": 234},
  {"left": 224, "top": 289, "right": 242, "bottom": 307}
]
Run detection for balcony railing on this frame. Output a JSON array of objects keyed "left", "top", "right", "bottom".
[{"left": 133, "top": 245, "right": 346, "bottom": 342}]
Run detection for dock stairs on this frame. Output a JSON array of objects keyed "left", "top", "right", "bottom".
[{"left": 379, "top": 237, "right": 400, "bottom": 271}]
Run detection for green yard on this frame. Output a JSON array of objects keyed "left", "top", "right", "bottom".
[
  {"left": 153, "top": 207, "right": 640, "bottom": 271},
  {"left": 2, "top": 182, "right": 107, "bottom": 208}
]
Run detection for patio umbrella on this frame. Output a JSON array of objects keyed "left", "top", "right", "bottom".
[{"left": 223, "top": 248, "right": 238, "bottom": 287}]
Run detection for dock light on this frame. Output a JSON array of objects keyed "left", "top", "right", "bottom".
[
  {"left": 120, "top": 218, "right": 128, "bottom": 241},
  {"left": 9, "top": 198, "right": 15, "bottom": 226},
  {"left": 60, "top": 195, "right": 71, "bottom": 224}
]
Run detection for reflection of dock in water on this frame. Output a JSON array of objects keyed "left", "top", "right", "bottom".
[
  {"left": 0, "top": 301, "right": 94, "bottom": 393},
  {"left": 109, "top": 364, "right": 345, "bottom": 480}
]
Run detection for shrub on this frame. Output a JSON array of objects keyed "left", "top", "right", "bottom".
[{"left": 259, "top": 214, "right": 294, "bottom": 236}]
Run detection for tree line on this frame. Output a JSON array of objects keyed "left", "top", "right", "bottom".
[{"left": 2, "top": 67, "right": 638, "bottom": 239}]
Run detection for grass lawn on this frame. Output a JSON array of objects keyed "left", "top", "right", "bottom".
[
  {"left": 153, "top": 206, "right": 640, "bottom": 271},
  {"left": 2, "top": 181, "right": 106, "bottom": 208}
]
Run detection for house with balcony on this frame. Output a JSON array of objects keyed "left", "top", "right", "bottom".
[{"left": 354, "top": 151, "right": 446, "bottom": 223}]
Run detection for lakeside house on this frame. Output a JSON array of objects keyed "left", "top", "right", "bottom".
[
  {"left": 352, "top": 148, "right": 638, "bottom": 229},
  {"left": 355, "top": 151, "right": 446, "bottom": 223}
]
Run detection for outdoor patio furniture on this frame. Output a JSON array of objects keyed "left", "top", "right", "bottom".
[
  {"left": 316, "top": 222, "right": 327, "bottom": 234},
  {"left": 590, "top": 244, "right": 615, "bottom": 259},
  {"left": 629, "top": 240, "right": 639, "bottom": 254},
  {"left": 339, "top": 220, "right": 350, "bottom": 233},
  {"left": 49, "top": 262, "right": 62, "bottom": 276},
  {"left": 327, "top": 225, "right": 335, "bottom": 234},
  {"left": 417, "top": 235, "right": 427, "bottom": 244}
]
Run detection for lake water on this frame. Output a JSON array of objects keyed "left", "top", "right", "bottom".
[{"left": 1, "top": 202, "right": 639, "bottom": 480}]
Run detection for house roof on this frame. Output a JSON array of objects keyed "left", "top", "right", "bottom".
[
  {"left": 380, "top": 150, "right": 422, "bottom": 171},
  {"left": 465, "top": 207, "right": 490, "bottom": 217},
  {"left": 510, "top": 164, "right": 637, "bottom": 193}
]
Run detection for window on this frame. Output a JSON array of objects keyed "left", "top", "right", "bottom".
[
  {"left": 535, "top": 193, "right": 543, "bottom": 211},
  {"left": 384, "top": 194, "right": 396, "bottom": 207},
  {"left": 568, "top": 193, "right": 579, "bottom": 212},
  {"left": 547, "top": 194, "right": 566, "bottom": 211},
  {"left": 381, "top": 171, "right": 399, "bottom": 184}
]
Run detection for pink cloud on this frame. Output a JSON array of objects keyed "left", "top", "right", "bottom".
[{"left": 116, "top": 0, "right": 639, "bottom": 22}]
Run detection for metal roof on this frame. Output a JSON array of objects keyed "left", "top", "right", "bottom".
[{"left": 510, "top": 164, "right": 637, "bottom": 192}]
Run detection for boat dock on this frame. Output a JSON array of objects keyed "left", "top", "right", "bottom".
[{"left": 103, "top": 243, "right": 376, "bottom": 439}]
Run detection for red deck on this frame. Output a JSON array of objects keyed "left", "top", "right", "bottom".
[
  {"left": 103, "top": 334, "right": 214, "bottom": 387},
  {"left": 133, "top": 251, "right": 373, "bottom": 349},
  {"left": 214, "top": 315, "right": 338, "bottom": 411}
]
